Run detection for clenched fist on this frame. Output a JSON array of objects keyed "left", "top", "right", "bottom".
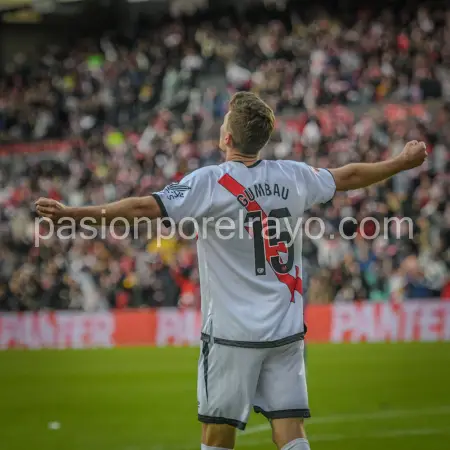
[
  {"left": 398, "top": 140, "right": 428, "bottom": 170},
  {"left": 35, "top": 198, "right": 66, "bottom": 222}
]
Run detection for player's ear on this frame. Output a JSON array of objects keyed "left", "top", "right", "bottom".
[{"left": 224, "top": 132, "right": 233, "bottom": 147}]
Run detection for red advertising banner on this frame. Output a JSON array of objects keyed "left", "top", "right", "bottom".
[
  {"left": 1, "top": 302, "right": 449, "bottom": 349},
  {"left": 330, "top": 302, "right": 450, "bottom": 343},
  {"left": 0, "top": 312, "right": 115, "bottom": 349}
]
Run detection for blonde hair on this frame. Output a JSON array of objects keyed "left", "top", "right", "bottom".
[{"left": 227, "top": 92, "right": 275, "bottom": 155}]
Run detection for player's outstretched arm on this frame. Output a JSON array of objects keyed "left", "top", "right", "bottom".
[
  {"left": 329, "top": 140, "right": 428, "bottom": 191},
  {"left": 35, "top": 196, "right": 163, "bottom": 224}
]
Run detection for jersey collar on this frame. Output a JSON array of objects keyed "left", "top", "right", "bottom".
[{"left": 232, "top": 160, "right": 263, "bottom": 168}]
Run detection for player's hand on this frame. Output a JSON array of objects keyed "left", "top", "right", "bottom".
[
  {"left": 398, "top": 140, "right": 428, "bottom": 170},
  {"left": 35, "top": 198, "right": 66, "bottom": 222}
]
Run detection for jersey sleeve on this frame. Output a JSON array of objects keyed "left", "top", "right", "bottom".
[
  {"left": 152, "top": 167, "right": 214, "bottom": 224},
  {"left": 292, "top": 162, "right": 336, "bottom": 210}
]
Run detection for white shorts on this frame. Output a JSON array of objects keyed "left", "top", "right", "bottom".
[{"left": 197, "top": 339, "right": 310, "bottom": 430}]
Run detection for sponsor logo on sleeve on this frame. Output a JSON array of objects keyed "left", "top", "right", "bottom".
[{"left": 163, "top": 183, "right": 191, "bottom": 200}]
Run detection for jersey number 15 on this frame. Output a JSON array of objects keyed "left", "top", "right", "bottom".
[{"left": 244, "top": 207, "right": 294, "bottom": 276}]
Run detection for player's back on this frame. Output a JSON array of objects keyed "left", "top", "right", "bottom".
[
  {"left": 195, "top": 159, "right": 335, "bottom": 347},
  {"left": 154, "top": 159, "right": 335, "bottom": 347}
]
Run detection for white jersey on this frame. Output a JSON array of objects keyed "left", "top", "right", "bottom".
[{"left": 154, "top": 160, "right": 335, "bottom": 347}]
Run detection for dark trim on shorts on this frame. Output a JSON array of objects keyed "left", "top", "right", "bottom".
[
  {"left": 254, "top": 406, "right": 311, "bottom": 420},
  {"left": 202, "top": 340, "right": 210, "bottom": 401},
  {"left": 151, "top": 193, "right": 169, "bottom": 218},
  {"left": 324, "top": 169, "right": 337, "bottom": 200},
  {"left": 198, "top": 414, "right": 246, "bottom": 430},
  {"left": 201, "top": 331, "right": 305, "bottom": 348}
]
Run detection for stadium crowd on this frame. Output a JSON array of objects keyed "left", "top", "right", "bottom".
[{"left": 1, "top": 2, "right": 450, "bottom": 311}]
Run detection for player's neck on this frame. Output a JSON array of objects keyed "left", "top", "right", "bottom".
[{"left": 226, "top": 150, "right": 259, "bottom": 167}]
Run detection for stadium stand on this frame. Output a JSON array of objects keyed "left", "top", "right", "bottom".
[{"left": 0, "top": 1, "right": 449, "bottom": 311}]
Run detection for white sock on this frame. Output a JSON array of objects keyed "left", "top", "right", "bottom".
[
  {"left": 281, "top": 438, "right": 311, "bottom": 450},
  {"left": 201, "top": 445, "right": 232, "bottom": 450}
]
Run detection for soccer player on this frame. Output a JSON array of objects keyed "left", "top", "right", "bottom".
[{"left": 36, "top": 92, "right": 428, "bottom": 450}]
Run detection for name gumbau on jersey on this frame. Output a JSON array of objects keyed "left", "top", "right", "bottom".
[{"left": 237, "top": 183, "right": 289, "bottom": 207}]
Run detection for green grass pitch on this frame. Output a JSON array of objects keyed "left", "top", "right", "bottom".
[{"left": 1, "top": 343, "right": 449, "bottom": 450}]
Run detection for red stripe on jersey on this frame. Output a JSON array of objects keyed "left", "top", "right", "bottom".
[{"left": 218, "top": 173, "right": 302, "bottom": 302}]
